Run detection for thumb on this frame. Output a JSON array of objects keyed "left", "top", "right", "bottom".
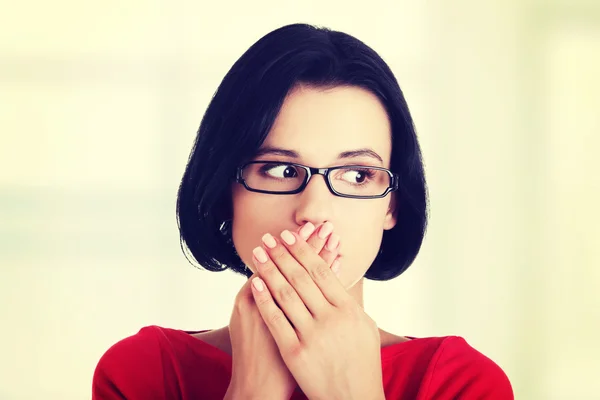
[{"left": 237, "top": 271, "right": 259, "bottom": 300}]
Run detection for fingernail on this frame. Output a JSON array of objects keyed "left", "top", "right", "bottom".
[
  {"left": 326, "top": 234, "right": 340, "bottom": 251},
  {"left": 252, "top": 277, "right": 265, "bottom": 292},
  {"left": 318, "top": 222, "right": 334, "bottom": 239},
  {"left": 262, "top": 233, "right": 277, "bottom": 249},
  {"left": 253, "top": 247, "right": 268, "bottom": 263},
  {"left": 299, "top": 222, "right": 315, "bottom": 240},
  {"left": 281, "top": 230, "right": 296, "bottom": 245},
  {"left": 331, "top": 259, "right": 341, "bottom": 276}
]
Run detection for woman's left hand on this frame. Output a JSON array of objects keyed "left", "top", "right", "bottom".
[{"left": 250, "top": 222, "right": 385, "bottom": 400}]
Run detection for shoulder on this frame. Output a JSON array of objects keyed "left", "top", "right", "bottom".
[
  {"left": 420, "top": 336, "right": 514, "bottom": 399},
  {"left": 92, "top": 326, "right": 180, "bottom": 399}
]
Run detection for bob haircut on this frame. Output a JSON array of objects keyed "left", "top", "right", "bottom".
[{"left": 177, "top": 23, "right": 428, "bottom": 281}]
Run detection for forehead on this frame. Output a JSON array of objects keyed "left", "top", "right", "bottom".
[{"left": 263, "top": 85, "right": 392, "bottom": 165}]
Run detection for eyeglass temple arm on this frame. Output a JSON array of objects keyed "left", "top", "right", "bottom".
[{"left": 391, "top": 174, "right": 400, "bottom": 191}]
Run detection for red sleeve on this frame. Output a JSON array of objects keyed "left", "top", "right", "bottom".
[
  {"left": 420, "top": 337, "right": 514, "bottom": 400},
  {"left": 92, "top": 327, "right": 167, "bottom": 400}
]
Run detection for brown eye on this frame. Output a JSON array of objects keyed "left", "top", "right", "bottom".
[
  {"left": 260, "top": 164, "right": 298, "bottom": 179},
  {"left": 339, "top": 168, "right": 375, "bottom": 185}
]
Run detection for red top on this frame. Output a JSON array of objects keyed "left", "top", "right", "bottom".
[{"left": 92, "top": 326, "right": 513, "bottom": 399}]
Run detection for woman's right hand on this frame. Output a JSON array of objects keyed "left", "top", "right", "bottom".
[{"left": 225, "top": 222, "right": 341, "bottom": 400}]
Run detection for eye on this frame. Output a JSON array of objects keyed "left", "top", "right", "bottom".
[
  {"left": 261, "top": 164, "right": 299, "bottom": 179},
  {"left": 339, "top": 168, "right": 374, "bottom": 184}
]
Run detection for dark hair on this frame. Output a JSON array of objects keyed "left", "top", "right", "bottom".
[{"left": 177, "top": 23, "right": 428, "bottom": 281}]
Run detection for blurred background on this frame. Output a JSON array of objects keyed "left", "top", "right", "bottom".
[{"left": 1, "top": 0, "right": 599, "bottom": 399}]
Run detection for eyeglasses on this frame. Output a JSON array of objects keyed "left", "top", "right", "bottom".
[{"left": 235, "top": 161, "right": 399, "bottom": 199}]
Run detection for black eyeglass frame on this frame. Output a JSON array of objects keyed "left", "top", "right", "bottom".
[{"left": 235, "top": 161, "right": 400, "bottom": 199}]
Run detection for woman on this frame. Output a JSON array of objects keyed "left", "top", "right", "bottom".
[{"left": 92, "top": 23, "right": 513, "bottom": 399}]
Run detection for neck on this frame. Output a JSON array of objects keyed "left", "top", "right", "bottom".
[{"left": 345, "top": 277, "right": 365, "bottom": 309}]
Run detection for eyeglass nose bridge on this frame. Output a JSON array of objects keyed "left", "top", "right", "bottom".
[
  {"left": 300, "top": 166, "right": 333, "bottom": 190},
  {"left": 306, "top": 166, "right": 330, "bottom": 177}
]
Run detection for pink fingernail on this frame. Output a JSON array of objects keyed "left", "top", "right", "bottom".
[
  {"left": 299, "top": 222, "right": 315, "bottom": 240},
  {"left": 262, "top": 233, "right": 277, "bottom": 249},
  {"left": 326, "top": 234, "right": 340, "bottom": 251},
  {"left": 318, "top": 222, "right": 334, "bottom": 239},
  {"left": 252, "top": 277, "right": 265, "bottom": 292},
  {"left": 281, "top": 230, "right": 296, "bottom": 245},
  {"left": 253, "top": 247, "right": 268, "bottom": 263}
]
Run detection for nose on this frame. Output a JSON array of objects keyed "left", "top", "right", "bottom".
[{"left": 293, "top": 173, "right": 334, "bottom": 228}]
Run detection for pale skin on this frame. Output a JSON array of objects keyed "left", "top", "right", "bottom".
[{"left": 194, "top": 85, "right": 410, "bottom": 399}]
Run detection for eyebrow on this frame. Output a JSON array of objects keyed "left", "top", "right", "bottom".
[{"left": 254, "top": 146, "right": 384, "bottom": 163}]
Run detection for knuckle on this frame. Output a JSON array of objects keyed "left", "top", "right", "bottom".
[
  {"left": 270, "top": 247, "right": 287, "bottom": 261},
  {"left": 306, "top": 240, "right": 320, "bottom": 253},
  {"left": 285, "top": 342, "right": 305, "bottom": 359},
  {"left": 261, "top": 264, "right": 279, "bottom": 279},
  {"left": 288, "top": 270, "right": 309, "bottom": 287},
  {"left": 310, "top": 264, "right": 330, "bottom": 283},
  {"left": 276, "top": 284, "right": 296, "bottom": 303},
  {"left": 269, "top": 311, "right": 286, "bottom": 326},
  {"left": 294, "top": 245, "right": 309, "bottom": 260},
  {"left": 255, "top": 294, "right": 273, "bottom": 307}
]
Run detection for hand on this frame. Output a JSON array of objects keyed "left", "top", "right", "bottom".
[
  {"left": 227, "top": 223, "right": 341, "bottom": 400},
  {"left": 250, "top": 222, "right": 385, "bottom": 400}
]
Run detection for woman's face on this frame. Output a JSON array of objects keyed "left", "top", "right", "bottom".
[{"left": 231, "top": 85, "right": 397, "bottom": 288}]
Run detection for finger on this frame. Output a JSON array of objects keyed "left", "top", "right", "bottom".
[
  {"left": 319, "top": 233, "right": 340, "bottom": 267},
  {"left": 237, "top": 272, "right": 259, "bottom": 302},
  {"left": 280, "top": 230, "right": 349, "bottom": 309},
  {"left": 260, "top": 234, "right": 330, "bottom": 317},
  {"left": 252, "top": 243, "right": 315, "bottom": 330},
  {"left": 297, "top": 222, "right": 333, "bottom": 255},
  {"left": 250, "top": 276, "right": 299, "bottom": 352},
  {"left": 331, "top": 256, "right": 342, "bottom": 278},
  {"left": 295, "top": 222, "right": 338, "bottom": 271}
]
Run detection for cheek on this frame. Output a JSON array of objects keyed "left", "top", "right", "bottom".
[
  {"left": 230, "top": 190, "right": 292, "bottom": 266},
  {"left": 336, "top": 202, "right": 388, "bottom": 266},
  {"left": 340, "top": 216, "right": 384, "bottom": 256}
]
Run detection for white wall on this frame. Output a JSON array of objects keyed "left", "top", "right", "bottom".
[{"left": 1, "top": 1, "right": 599, "bottom": 399}]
